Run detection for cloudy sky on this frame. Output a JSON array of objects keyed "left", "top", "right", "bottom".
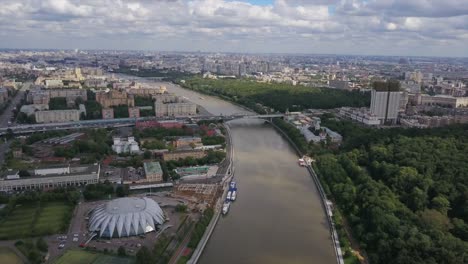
[{"left": 1, "top": 0, "right": 468, "bottom": 57}]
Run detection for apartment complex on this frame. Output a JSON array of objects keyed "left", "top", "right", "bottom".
[
  {"left": 95, "top": 90, "right": 134, "bottom": 108},
  {"left": 155, "top": 101, "right": 196, "bottom": 117}
]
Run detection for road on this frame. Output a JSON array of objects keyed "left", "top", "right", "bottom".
[
  {"left": 0, "top": 82, "right": 29, "bottom": 165},
  {"left": 0, "top": 82, "right": 28, "bottom": 127}
]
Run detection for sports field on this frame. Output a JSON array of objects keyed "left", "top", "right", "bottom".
[
  {"left": 0, "top": 247, "right": 24, "bottom": 264},
  {"left": 0, "top": 202, "right": 72, "bottom": 240},
  {"left": 55, "top": 250, "right": 134, "bottom": 264}
]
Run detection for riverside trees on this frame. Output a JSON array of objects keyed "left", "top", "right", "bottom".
[{"left": 315, "top": 119, "right": 468, "bottom": 264}]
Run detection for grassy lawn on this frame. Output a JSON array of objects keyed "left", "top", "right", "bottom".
[
  {"left": 55, "top": 250, "right": 99, "bottom": 264},
  {"left": 0, "top": 202, "right": 72, "bottom": 240},
  {"left": 0, "top": 247, "right": 24, "bottom": 264},
  {"left": 93, "top": 255, "right": 135, "bottom": 264},
  {"left": 0, "top": 205, "right": 36, "bottom": 240},
  {"left": 55, "top": 250, "right": 135, "bottom": 264},
  {"left": 34, "top": 202, "right": 71, "bottom": 235}
]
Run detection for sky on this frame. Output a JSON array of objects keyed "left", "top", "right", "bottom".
[{"left": 0, "top": 0, "right": 468, "bottom": 57}]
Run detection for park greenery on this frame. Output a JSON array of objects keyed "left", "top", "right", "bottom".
[
  {"left": 135, "top": 127, "right": 194, "bottom": 140},
  {"left": 0, "top": 189, "right": 79, "bottom": 240},
  {"left": 83, "top": 182, "right": 115, "bottom": 201},
  {"left": 188, "top": 208, "right": 214, "bottom": 249},
  {"left": 53, "top": 129, "right": 112, "bottom": 163},
  {"left": 49, "top": 97, "right": 69, "bottom": 110},
  {"left": 15, "top": 237, "right": 49, "bottom": 264},
  {"left": 273, "top": 116, "right": 468, "bottom": 263},
  {"left": 201, "top": 135, "right": 225, "bottom": 146},
  {"left": 165, "top": 150, "right": 226, "bottom": 171},
  {"left": 177, "top": 77, "right": 370, "bottom": 112},
  {"left": 142, "top": 139, "right": 166, "bottom": 150}
]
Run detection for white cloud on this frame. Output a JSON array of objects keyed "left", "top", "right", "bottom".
[{"left": 0, "top": 0, "right": 466, "bottom": 56}]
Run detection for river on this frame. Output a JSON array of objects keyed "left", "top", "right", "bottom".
[{"left": 120, "top": 77, "right": 336, "bottom": 263}]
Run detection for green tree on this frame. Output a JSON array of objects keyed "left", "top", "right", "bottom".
[
  {"left": 36, "top": 237, "right": 48, "bottom": 252},
  {"left": 136, "top": 246, "right": 152, "bottom": 264},
  {"left": 117, "top": 246, "right": 126, "bottom": 256},
  {"left": 431, "top": 196, "right": 450, "bottom": 215}
]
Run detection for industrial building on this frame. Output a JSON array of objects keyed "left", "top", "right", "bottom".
[
  {"left": 88, "top": 197, "right": 165, "bottom": 238},
  {"left": 0, "top": 164, "right": 100, "bottom": 191}
]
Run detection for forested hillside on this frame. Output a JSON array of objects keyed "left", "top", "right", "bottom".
[
  {"left": 178, "top": 77, "right": 370, "bottom": 112},
  {"left": 315, "top": 119, "right": 468, "bottom": 263}
]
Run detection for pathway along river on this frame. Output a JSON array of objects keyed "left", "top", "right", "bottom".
[{"left": 125, "top": 78, "right": 336, "bottom": 263}]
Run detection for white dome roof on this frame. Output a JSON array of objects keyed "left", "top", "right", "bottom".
[{"left": 89, "top": 197, "right": 165, "bottom": 238}]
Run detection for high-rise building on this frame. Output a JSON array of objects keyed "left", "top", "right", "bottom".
[{"left": 370, "top": 81, "right": 402, "bottom": 124}]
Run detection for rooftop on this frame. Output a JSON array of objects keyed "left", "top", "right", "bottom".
[{"left": 144, "top": 162, "right": 162, "bottom": 175}]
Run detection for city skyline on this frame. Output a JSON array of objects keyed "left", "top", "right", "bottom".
[{"left": 1, "top": 0, "right": 468, "bottom": 57}]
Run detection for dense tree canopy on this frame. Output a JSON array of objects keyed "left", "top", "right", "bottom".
[
  {"left": 178, "top": 77, "right": 370, "bottom": 112},
  {"left": 314, "top": 118, "right": 468, "bottom": 264}
]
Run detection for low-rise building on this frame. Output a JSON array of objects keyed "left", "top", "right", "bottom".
[
  {"left": 408, "top": 93, "right": 468, "bottom": 108},
  {"left": 44, "top": 79, "right": 64, "bottom": 88},
  {"left": 35, "top": 109, "right": 81, "bottom": 123},
  {"left": 339, "top": 107, "right": 382, "bottom": 125},
  {"left": 162, "top": 149, "right": 207, "bottom": 161},
  {"left": 173, "top": 137, "right": 202, "bottom": 149},
  {"left": 102, "top": 108, "right": 114, "bottom": 119},
  {"left": 128, "top": 107, "right": 140, "bottom": 118},
  {"left": 0, "top": 164, "right": 100, "bottom": 191},
  {"left": 143, "top": 162, "right": 163, "bottom": 183},
  {"left": 112, "top": 137, "right": 140, "bottom": 154}
]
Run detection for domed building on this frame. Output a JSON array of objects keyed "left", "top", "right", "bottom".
[{"left": 89, "top": 197, "right": 165, "bottom": 238}]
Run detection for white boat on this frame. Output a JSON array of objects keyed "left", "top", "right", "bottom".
[
  {"left": 222, "top": 202, "right": 230, "bottom": 215},
  {"left": 231, "top": 190, "right": 237, "bottom": 201},
  {"left": 227, "top": 191, "right": 232, "bottom": 200}
]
